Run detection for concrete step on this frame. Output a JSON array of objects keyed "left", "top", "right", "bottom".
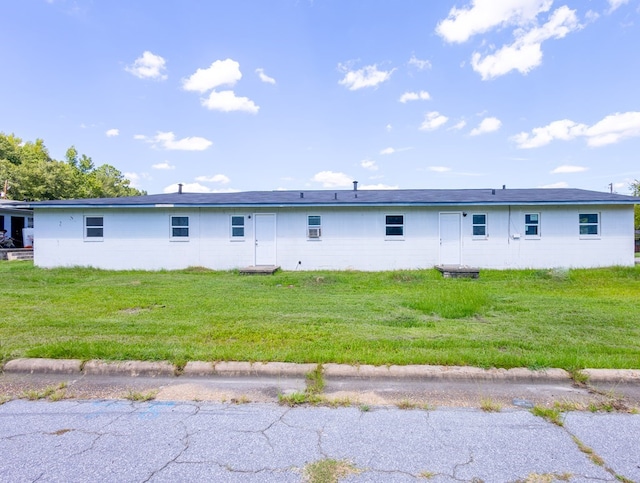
[{"left": 6, "top": 250, "right": 34, "bottom": 261}]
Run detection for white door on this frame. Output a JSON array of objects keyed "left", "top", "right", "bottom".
[
  {"left": 254, "top": 213, "right": 276, "bottom": 265},
  {"left": 439, "top": 212, "right": 462, "bottom": 265}
]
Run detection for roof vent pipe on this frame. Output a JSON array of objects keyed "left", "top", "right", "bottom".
[
  {"left": 353, "top": 180, "right": 358, "bottom": 191},
  {"left": 334, "top": 192, "right": 337, "bottom": 200},
  {"left": 178, "top": 183, "right": 183, "bottom": 194},
  {"left": 502, "top": 185, "right": 506, "bottom": 190},
  {"left": 492, "top": 189, "right": 495, "bottom": 195}
]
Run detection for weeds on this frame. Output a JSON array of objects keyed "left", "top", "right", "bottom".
[
  {"left": 278, "top": 365, "right": 326, "bottom": 407},
  {"left": 22, "top": 383, "right": 67, "bottom": 401},
  {"left": 531, "top": 406, "right": 564, "bottom": 426},
  {"left": 480, "top": 398, "right": 502, "bottom": 412},
  {"left": 124, "top": 390, "right": 157, "bottom": 402},
  {"left": 303, "top": 458, "right": 359, "bottom": 483}
]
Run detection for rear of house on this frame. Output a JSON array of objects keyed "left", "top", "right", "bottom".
[{"left": 29, "top": 187, "right": 638, "bottom": 271}]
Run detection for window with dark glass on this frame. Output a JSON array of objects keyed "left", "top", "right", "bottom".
[
  {"left": 472, "top": 214, "right": 487, "bottom": 237},
  {"left": 385, "top": 215, "right": 404, "bottom": 236},
  {"left": 525, "top": 213, "right": 539, "bottom": 236},
  {"left": 85, "top": 216, "right": 103, "bottom": 238},
  {"left": 231, "top": 216, "right": 245, "bottom": 237},
  {"left": 171, "top": 216, "right": 189, "bottom": 237}
]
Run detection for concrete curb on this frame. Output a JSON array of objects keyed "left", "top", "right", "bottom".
[{"left": 2, "top": 358, "right": 639, "bottom": 384}]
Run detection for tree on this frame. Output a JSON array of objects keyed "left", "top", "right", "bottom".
[
  {"left": 631, "top": 180, "right": 640, "bottom": 230},
  {"left": 0, "top": 132, "right": 145, "bottom": 200}
]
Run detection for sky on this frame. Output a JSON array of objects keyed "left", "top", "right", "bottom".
[{"left": 1, "top": 0, "right": 640, "bottom": 196}]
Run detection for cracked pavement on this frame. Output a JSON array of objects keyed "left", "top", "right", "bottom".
[{"left": 1, "top": 399, "right": 638, "bottom": 482}]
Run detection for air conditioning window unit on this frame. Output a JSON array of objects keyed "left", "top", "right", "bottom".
[{"left": 308, "top": 227, "right": 321, "bottom": 238}]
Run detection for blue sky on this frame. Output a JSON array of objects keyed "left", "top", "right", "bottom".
[{"left": 1, "top": 0, "right": 639, "bottom": 195}]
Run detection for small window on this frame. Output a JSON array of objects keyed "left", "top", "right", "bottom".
[
  {"left": 385, "top": 215, "right": 404, "bottom": 237},
  {"left": 472, "top": 214, "right": 487, "bottom": 237},
  {"left": 171, "top": 216, "right": 189, "bottom": 238},
  {"left": 308, "top": 215, "right": 322, "bottom": 239},
  {"left": 85, "top": 216, "right": 103, "bottom": 238},
  {"left": 27, "top": 217, "right": 34, "bottom": 229},
  {"left": 525, "top": 213, "right": 540, "bottom": 237},
  {"left": 231, "top": 216, "right": 245, "bottom": 238},
  {"left": 579, "top": 213, "right": 599, "bottom": 236}
]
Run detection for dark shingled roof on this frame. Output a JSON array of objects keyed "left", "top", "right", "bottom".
[{"left": 28, "top": 188, "right": 639, "bottom": 208}]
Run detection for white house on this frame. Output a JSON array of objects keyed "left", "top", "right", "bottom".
[{"left": 29, "top": 186, "right": 638, "bottom": 271}]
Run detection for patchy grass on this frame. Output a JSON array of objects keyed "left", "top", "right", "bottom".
[
  {"left": 303, "top": 458, "right": 360, "bottom": 483},
  {"left": 124, "top": 390, "right": 157, "bottom": 402},
  {"left": 531, "top": 406, "right": 565, "bottom": 426},
  {"left": 480, "top": 398, "right": 502, "bottom": 412},
  {"left": 21, "top": 382, "right": 67, "bottom": 401},
  {"left": 1, "top": 263, "right": 639, "bottom": 369}
]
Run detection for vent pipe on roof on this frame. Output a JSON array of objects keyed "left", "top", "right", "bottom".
[
  {"left": 502, "top": 185, "right": 506, "bottom": 190},
  {"left": 178, "top": 183, "right": 183, "bottom": 194},
  {"left": 353, "top": 180, "right": 358, "bottom": 191},
  {"left": 334, "top": 192, "right": 337, "bottom": 200}
]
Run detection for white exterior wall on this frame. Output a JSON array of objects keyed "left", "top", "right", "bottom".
[{"left": 33, "top": 204, "right": 635, "bottom": 270}]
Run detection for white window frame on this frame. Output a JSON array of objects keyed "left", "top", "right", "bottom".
[
  {"left": 230, "top": 215, "right": 245, "bottom": 240},
  {"left": 307, "top": 215, "right": 322, "bottom": 240},
  {"left": 524, "top": 213, "right": 540, "bottom": 238},
  {"left": 385, "top": 214, "right": 404, "bottom": 239},
  {"left": 579, "top": 213, "right": 600, "bottom": 238},
  {"left": 472, "top": 213, "right": 487, "bottom": 239},
  {"left": 84, "top": 216, "right": 104, "bottom": 241},
  {"left": 170, "top": 215, "right": 189, "bottom": 240}
]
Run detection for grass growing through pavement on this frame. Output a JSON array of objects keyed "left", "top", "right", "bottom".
[{"left": 1, "top": 262, "right": 639, "bottom": 369}]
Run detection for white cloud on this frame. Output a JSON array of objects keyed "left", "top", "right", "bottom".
[
  {"left": 201, "top": 90, "right": 259, "bottom": 113},
  {"left": 399, "top": 91, "right": 431, "bottom": 103},
  {"left": 408, "top": 55, "right": 431, "bottom": 70},
  {"left": 607, "top": 0, "right": 629, "bottom": 13},
  {"left": 137, "top": 131, "right": 213, "bottom": 151},
  {"left": 182, "top": 59, "right": 241, "bottom": 93},
  {"left": 163, "top": 183, "right": 212, "bottom": 194},
  {"left": 105, "top": 128, "right": 119, "bottom": 137},
  {"left": 386, "top": 124, "right": 393, "bottom": 132},
  {"left": 361, "top": 159, "right": 378, "bottom": 171},
  {"left": 338, "top": 64, "right": 395, "bottom": 90},
  {"left": 450, "top": 120, "right": 467, "bottom": 130},
  {"left": 470, "top": 117, "right": 502, "bottom": 135},
  {"left": 436, "top": 0, "right": 553, "bottom": 43},
  {"left": 471, "top": 6, "right": 580, "bottom": 80},
  {"left": 125, "top": 51, "right": 167, "bottom": 80},
  {"left": 551, "top": 165, "right": 588, "bottom": 174},
  {"left": 539, "top": 181, "right": 569, "bottom": 188},
  {"left": 429, "top": 166, "right": 452, "bottom": 173},
  {"left": 152, "top": 162, "right": 175, "bottom": 170},
  {"left": 359, "top": 183, "right": 399, "bottom": 190},
  {"left": 312, "top": 171, "right": 353, "bottom": 187},
  {"left": 514, "top": 112, "right": 640, "bottom": 148},
  {"left": 195, "top": 174, "right": 230, "bottom": 184},
  {"left": 420, "top": 111, "right": 448, "bottom": 131},
  {"left": 133, "top": 134, "right": 146, "bottom": 140},
  {"left": 256, "top": 68, "right": 276, "bottom": 84},
  {"left": 123, "top": 172, "right": 149, "bottom": 188},
  {"left": 585, "top": 111, "right": 640, "bottom": 147},
  {"left": 380, "top": 147, "right": 395, "bottom": 155}
]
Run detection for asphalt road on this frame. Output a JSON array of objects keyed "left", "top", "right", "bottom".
[
  {"left": 1, "top": 399, "right": 639, "bottom": 482},
  {"left": 1, "top": 371, "right": 639, "bottom": 482}
]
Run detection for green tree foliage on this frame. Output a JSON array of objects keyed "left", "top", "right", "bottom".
[
  {"left": 0, "top": 133, "right": 145, "bottom": 201},
  {"left": 631, "top": 179, "right": 640, "bottom": 229}
]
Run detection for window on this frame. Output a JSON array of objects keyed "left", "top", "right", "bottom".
[
  {"left": 171, "top": 216, "right": 189, "bottom": 238},
  {"left": 27, "top": 217, "right": 34, "bottom": 229},
  {"left": 385, "top": 215, "right": 404, "bottom": 237},
  {"left": 525, "top": 213, "right": 540, "bottom": 237},
  {"left": 85, "top": 216, "right": 103, "bottom": 238},
  {"left": 472, "top": 214, "right": 487, "bottom": 237},
  {"left": 579, "top": 213, "right": 599, "bottom": 236},
  {"left": 307, "top": 215, "right": 321, "bottom": 239},
  {"left": 231, "top": 216, "right": 245, "bottom": 238}
]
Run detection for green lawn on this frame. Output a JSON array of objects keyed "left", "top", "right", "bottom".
[{"left": 1, "top": 262, "right": 639, "bottom": 369}]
